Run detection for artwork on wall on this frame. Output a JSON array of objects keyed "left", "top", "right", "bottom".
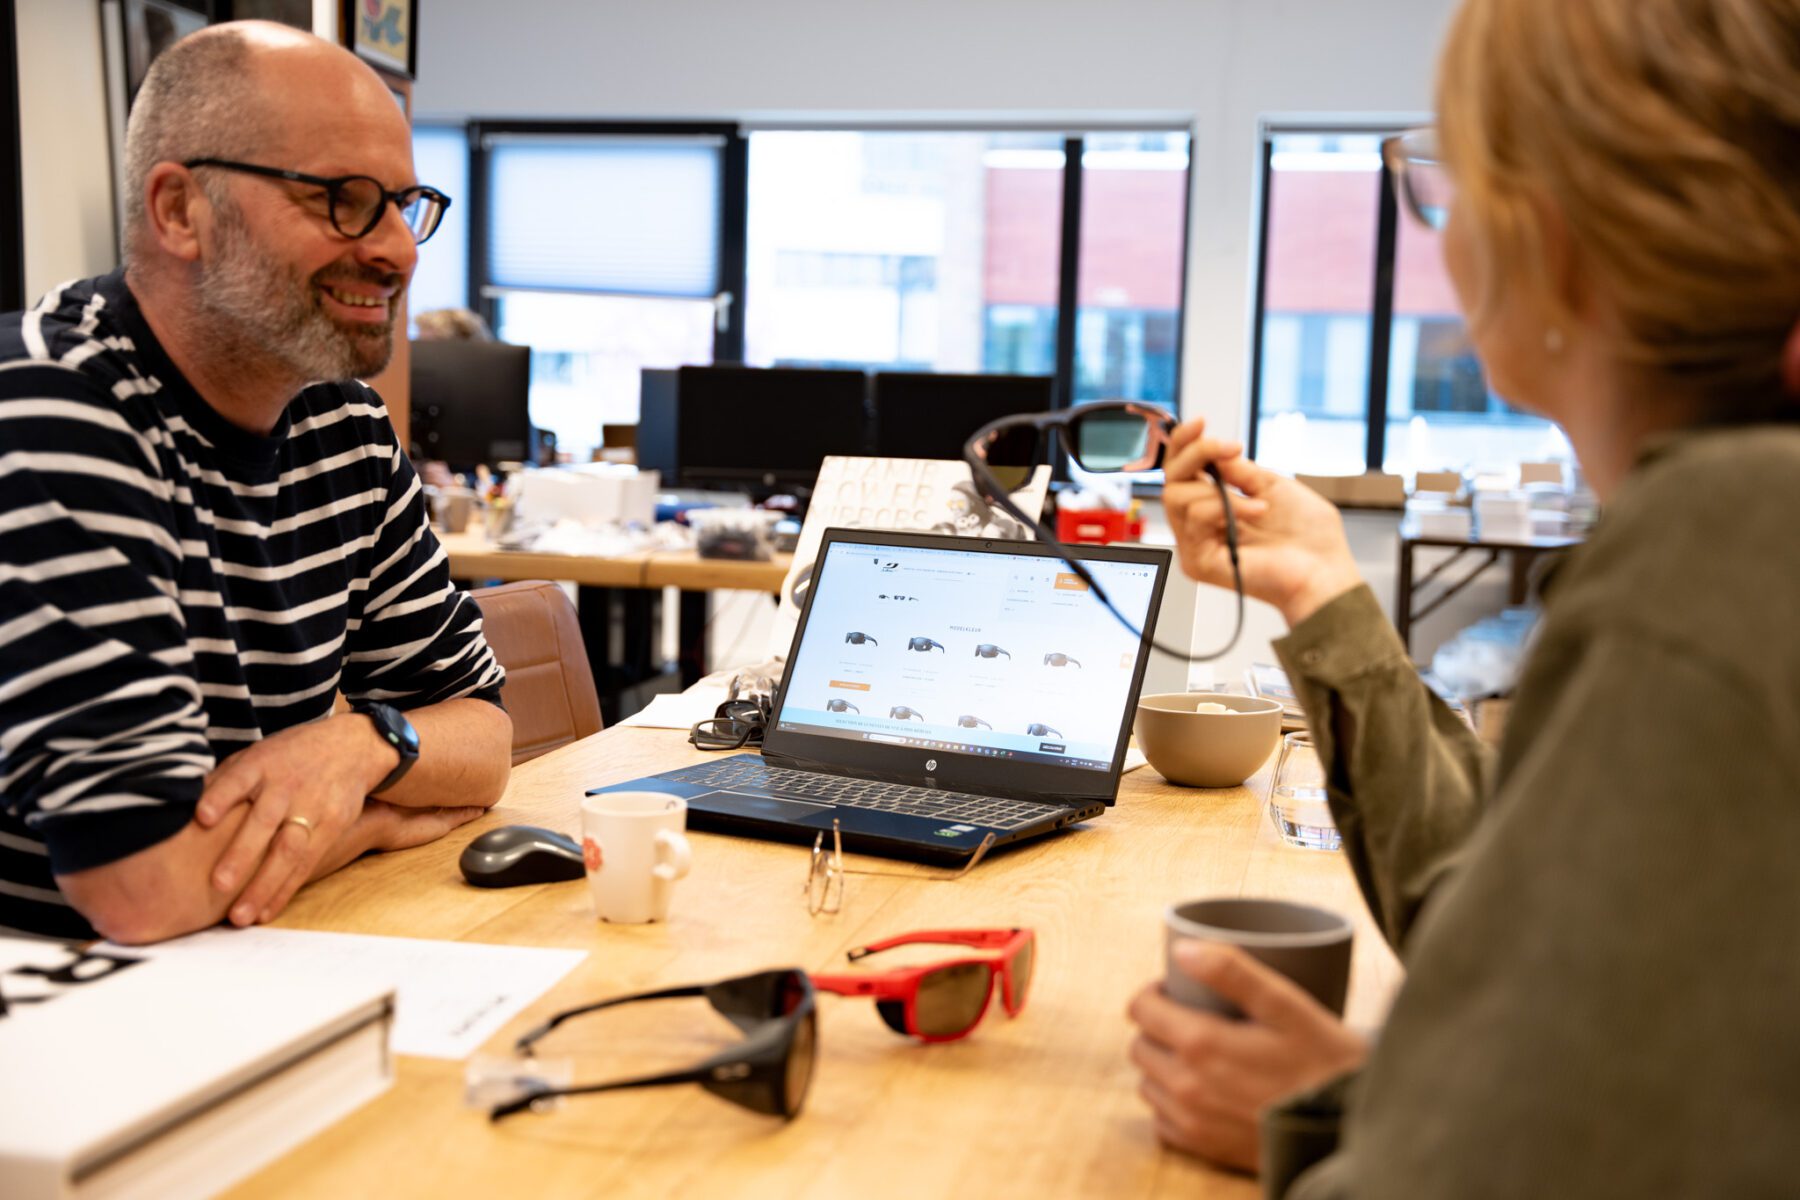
[
  {"left": 122, "top": 0, "right": 211, "bottom": 106},
  {"left": 347, "top": 0, "right": 417, "bottom": 80}
]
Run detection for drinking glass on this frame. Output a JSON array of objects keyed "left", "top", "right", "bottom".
[{"left": 1266, "top": 733, "right": 1341, "bottom": 851}]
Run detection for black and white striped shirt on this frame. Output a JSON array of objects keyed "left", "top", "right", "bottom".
[{"left": 0, "top": 271, "right": 505, "bottom": 939}]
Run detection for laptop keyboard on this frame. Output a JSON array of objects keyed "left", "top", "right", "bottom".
[{"left": 663, "top": 759, "right": 1057, "bottom": 831}]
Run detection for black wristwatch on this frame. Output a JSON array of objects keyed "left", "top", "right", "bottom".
[{"left": 355, "top": 701, "right": 419, "bottom": 795}]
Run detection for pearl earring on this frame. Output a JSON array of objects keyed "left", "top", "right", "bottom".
[{"left": 1545, "top": 327, "right": 1565, "bottom": 354}]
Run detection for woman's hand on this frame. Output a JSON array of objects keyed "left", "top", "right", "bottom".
[
  {"left": 1128, "top": 942, "right": 1369, "bottom": 1171},
  {"left": 1161, "top": 418, "right": 1363, "bottom": 626}
]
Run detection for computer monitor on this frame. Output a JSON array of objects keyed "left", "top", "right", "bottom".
[
  {"left": 409, "top": 340, "right": 533, "bottom": 470},
  {"left": 869, "top": 371, "right": 1055, "bottom": 461},
  {"left": 672, "top": 365, "right": 870, "bottom": 492}
]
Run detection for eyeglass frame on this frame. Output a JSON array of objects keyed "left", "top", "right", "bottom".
[
  {"left": 1380, "top": 127, "right": 1450, "bottom": 232},
  {"left": 809, "top": 928, "right": 1036, "bottom": 1043},
  {"left": 806, "top": 817, "right": 996, "bottom": 916},
  {"left": 182, "top": 158, "right": 452, "bottom": 243},
  {"left": 962, "top": 400, "right": 1245, "bottom": 664},
  {"left": 490, "top": 968, "right": 817, "bottom": 1123}
]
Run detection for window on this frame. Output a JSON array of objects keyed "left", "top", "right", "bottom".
[
  {"left": 745, "top": 131, "right": 1065, "bottom": 375},
  {"left": 469, "top": 125, "right": 742, "bottom": 461},
  {"left": 408, "top": 125, "right": 470, "bottom": 336},
  {"left": 445, "top": 122, "right": 1191, "bottom": 461},
  {"left": 1249, "top": 126, "right": 1556, "bottom": 478},
  {"left": 1073, "top": 133, "right": 1188, "bottom": 408},
  {"left": 745, "top": 127, "right": 1190, "bottom": 412}
]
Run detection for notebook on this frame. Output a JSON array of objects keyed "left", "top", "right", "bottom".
[{"left": 590, "top": 527, "right": 1171, "bottom": 864}]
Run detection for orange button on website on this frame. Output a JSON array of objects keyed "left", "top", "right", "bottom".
[
  {"left": 1054, "top": 573, "right": 1091, "bottom": 592},
  {"left": 829, "top": 680, "right": 873, "bottom": 691}
]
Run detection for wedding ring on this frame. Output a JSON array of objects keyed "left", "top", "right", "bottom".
[{"left": 284, "top": 815, "right": 316, "bottom": 839}]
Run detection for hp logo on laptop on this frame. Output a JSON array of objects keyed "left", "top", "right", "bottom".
[{"left": 925, "top": 758, "right": 938, "bottom": 772}]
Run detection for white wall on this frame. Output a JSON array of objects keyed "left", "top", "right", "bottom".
[
  {"left": 16, "top": 0, "right": 119, "bottom": 299},
  {"left": 413, "top": 0, "right": 1458, "bottom": 445}
]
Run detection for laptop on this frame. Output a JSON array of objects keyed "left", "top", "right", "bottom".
[{"left": 589, "top": 527, "right": 1172, "bottom": 864}]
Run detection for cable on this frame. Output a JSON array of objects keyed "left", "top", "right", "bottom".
[{"left": 984, "top": 463, "right": 1245, "bottom": 664}]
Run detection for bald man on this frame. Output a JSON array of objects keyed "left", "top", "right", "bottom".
[{"left": 0, "top": 22, "right": 513, "bottom": 943}]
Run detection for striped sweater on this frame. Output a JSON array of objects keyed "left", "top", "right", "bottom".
[{"left": 0, "top": 271, "right": 504, "bottom": 939}]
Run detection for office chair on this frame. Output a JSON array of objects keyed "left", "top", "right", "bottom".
[{"left": 469, "top": 582, "right": 603, "bottom": 764}]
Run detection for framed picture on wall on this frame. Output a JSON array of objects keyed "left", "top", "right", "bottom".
[
  {"left": 345, "top": 0, "right": 417, "bottom": 79},
  {"left": 122, "top": 0, "right": 212, "bottom": 106}
]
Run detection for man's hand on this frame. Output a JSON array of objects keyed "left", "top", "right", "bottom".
[
  {"left": 194, "top": 714, "right": 395, "bottom": 927},
  {"left": 1127, "top": 941, "right": 1368, "bottom": 1172},
  {"left": 1161, "top": 418, "right": 1363, "bottom": 627},
  {"left": 359, "top": 799, "right": 489, "bottom": 853}
]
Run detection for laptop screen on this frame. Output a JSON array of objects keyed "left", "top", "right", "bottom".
[{"left": 774, "top": 536, "right": 1162, "bottom": 771}]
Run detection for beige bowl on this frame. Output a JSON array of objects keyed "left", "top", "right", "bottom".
[{"left": 1135, "top": 693, "right": 1284, "bottom": 788}]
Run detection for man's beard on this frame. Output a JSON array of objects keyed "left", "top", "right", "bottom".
[{"left": 195, "top": 200, "right": 405, "bottom": 384}]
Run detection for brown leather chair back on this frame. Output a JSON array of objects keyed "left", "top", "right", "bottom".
[{"left": 469, "top": 581, "right": 603, "bottom": 764}]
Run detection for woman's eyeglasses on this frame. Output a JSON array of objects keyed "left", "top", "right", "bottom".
[
  {"left": 810, "top": 928, "right": 1035, "bottom": 1042},
  {"left": 806, "top": 818, "right": 994, "bottom": 916},
  {"left": 1381, "top": 127, "right": 1452, "bottom": 232},
  {"left": 183, "top": 158, "right": 451, "bottom": 243},
  {"left": 481, "top": 968, "right": 817, "bottom": 1123},
  {"left": 962, "top": 400, "right": 1244, "bottom": 663}
]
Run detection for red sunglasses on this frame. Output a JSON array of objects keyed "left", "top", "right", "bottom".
[{"left": 810, "top": 928, "right": 1035, "bottom": 1042}]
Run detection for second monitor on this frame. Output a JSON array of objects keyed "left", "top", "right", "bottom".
[{"left": 870, "top": 371, "right": 1055, "bottom": 461}]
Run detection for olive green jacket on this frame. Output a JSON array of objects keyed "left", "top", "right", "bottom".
[{"left": 1265, "top": 426, "right": 1800, "bottom": 1198}]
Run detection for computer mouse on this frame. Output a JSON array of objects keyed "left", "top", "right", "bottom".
[{"left": 459, "top": 824, "right": 587, "bottom": 888}]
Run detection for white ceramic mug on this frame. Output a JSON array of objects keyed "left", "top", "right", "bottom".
[{"left": 578, "top": 793, "right": 692, "bottom": 923}]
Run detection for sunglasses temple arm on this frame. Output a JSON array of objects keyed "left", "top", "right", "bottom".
[
  {"left": 513, "top": 984, "right": 707, "bottom": 1053},
  {"left": 847, "top": 924, "right": 1021, "bottom": 959},
  {"left": 488, "top": 1064, "right": 718, "bottom": 1123}
]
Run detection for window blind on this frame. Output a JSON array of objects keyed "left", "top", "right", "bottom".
[{"left": 485, "top": 137, "right": 723, "bottom": 298}]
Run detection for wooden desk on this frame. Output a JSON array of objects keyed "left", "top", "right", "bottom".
[
  {"left": 438, "top": 532, "right": 791, "bottom": 595},
  {"left": 232, "top": 727, "right": 1401, "bottom": 1199},
  {"left": 1395, "top": 525, "right": 1580, "bottom": 655},
  {"left": 440, "top": 532, "right": 792, "bottom": 708}
]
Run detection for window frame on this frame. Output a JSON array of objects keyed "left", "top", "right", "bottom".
[
  {"left": 451, "top": 119, "right": 1193, "bottom": 422},
  {"left": 466, "top": 120, "right": 750, "bottom": 365},
  {"left": 1246, "top": 119, "right": 1416, "bottom": 472}
]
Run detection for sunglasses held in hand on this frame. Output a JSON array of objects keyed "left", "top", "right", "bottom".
[{"left": 962, "top": 400, "right": 1244, "bottom": 662}]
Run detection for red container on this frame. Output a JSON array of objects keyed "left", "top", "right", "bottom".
[{"left": 1056, "top": 508, "right": 1144, "bottom": 545}]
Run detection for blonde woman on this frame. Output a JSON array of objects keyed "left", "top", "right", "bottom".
[{"left": 1129, "top": 0, "right": 1800, "bottom": 1193}]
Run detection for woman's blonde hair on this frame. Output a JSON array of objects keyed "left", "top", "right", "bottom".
[{"left": 1437, "top": 0, "right": 1800, "bottom": 413}]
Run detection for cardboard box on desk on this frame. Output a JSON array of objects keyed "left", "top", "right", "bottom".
[
  {"left": 1295, "top": 471, "right": 1406, "bottom": 508},
  {"left": 510, "top": 464, "right": 660, "bottom": 529}
]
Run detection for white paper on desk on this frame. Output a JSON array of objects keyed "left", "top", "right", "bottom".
[
  {"left": 101, "top": 928, "right": 585, "bottom": 1060},
  {"left": 616, "top": 686, "right": 729, "bottom": 729}
]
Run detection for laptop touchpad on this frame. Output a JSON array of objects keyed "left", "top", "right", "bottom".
[{"left": 690, "top": 790, "right": 834, "bottom": 824}]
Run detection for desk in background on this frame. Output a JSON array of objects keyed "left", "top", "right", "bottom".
[
  {"left": 1394, "top": 525, "right": 1581, "bottom": 656},
  {"left": 231, "top": 726, "right": 1400, "bottom": 1199},
  {"left": 439, "top": 532, "right": 791, "bottom": 720}
]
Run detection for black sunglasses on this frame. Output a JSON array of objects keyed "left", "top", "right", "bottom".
[
  {"left": 689, "top": 696, "right": 770, "bottom": 751},
  {"left": 184, "top": 158, "right": 451, "bottom": 243},
  {"left": 490, "top": 968, "right": 818, "bottom": 1123},
  {"left": 963, "top": 400, "right": 1243, "bottom": 663}
]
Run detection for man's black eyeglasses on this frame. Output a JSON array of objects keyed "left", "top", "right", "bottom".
[
  {"left": 489, "top": 968, "right": 817, "bottom": 1122},
  {"left": 962, "top": 400, "right": 1244, "bottom": 664},
  {"left": 184, "top": 159, "right": 451, "bottom": 244}
]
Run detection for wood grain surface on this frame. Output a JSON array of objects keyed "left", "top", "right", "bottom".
[{"left": 229, "top": 727, "right": 1400, "bottom": 1200}]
